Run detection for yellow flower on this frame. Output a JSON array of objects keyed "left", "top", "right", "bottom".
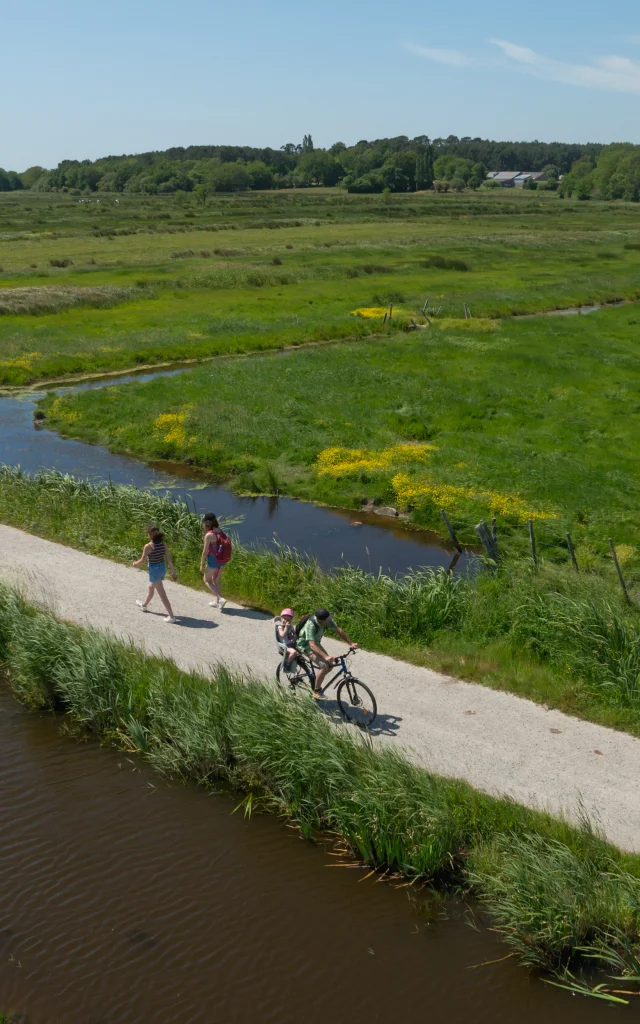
[
  {"left": 154, "top": 411, "right": 189, "bottom": 447},
  {"left": 349, "top": 307, "right": 388, "bottom": 319},
  {"left": 317, "top": 443, "right": 436, "bottom": 477},
  {"left": 392, "top": 473, "right": 555, "bottom": 523}
]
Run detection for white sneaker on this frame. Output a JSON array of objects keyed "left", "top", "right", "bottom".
[
  {"left": 136, "top": 600, "right": 148, "bottom": 612},
  {"left": 209, "top": 600, "right": 219, "bottom": 608},
  {"left": 218, "top": 598, "right": 227, "bottom": 610},
  {"left": 164, "top": 616, "right": 177, "bottom": 624}
]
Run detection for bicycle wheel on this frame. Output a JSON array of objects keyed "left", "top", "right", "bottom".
[
  {"left": 336, "top": 676, "right": 377, "bottom": 727},
  {"left": 276, "top": 656, "right": 314, "bottom": 690}
]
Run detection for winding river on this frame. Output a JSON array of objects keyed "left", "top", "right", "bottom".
[{"left": 0, "top": 366, "right": 475, "bottom": 576}]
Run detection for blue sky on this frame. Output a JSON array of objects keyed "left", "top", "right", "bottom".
[{"left": 2, "top": 0, "right": 640, "bottom": 170}]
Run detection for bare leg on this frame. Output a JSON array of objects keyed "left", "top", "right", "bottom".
[
  {"left": 203, "top": 569, "right": 217, "bottom": 598},
  {"left": 212, "top": 568, "right": 223, "bottom": 602},
  {"left": 142, "top": 582, "right": 156, "bottom": 608},
  {"left": 313, "top": 661, "right": 332, "bottom": 692},
  {"left": 155, "top": 581, "right": 174, "bottom": 618}
]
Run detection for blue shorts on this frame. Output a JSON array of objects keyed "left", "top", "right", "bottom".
[
  {"left": 207, "top": 555, "right": 224, "bottom": 570},
  {"left": 149, "top": 562, "right": 166, "bottom": 584}
]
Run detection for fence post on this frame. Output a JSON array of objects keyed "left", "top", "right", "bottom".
[
  {"left": 440, "top": 509, "right": 462, "bottom": 553},
  {"left": 609, "top": 538, "right": 631, "bottom": 605},
  {"left": 528, "top": 519, "right": 538, "bottom": 566},
  {"left": 388, "top": 303, "right": 393, "bottom": 320},
  {"left": 475, "top": 520, "right": 499, "bottom": 562},
  {"left": 566, "top": 533, "right": 579, "bottom": 572}
]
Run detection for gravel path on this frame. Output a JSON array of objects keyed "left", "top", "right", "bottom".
[{"left": 2, "top": 523, "right": 639, "bottom": 852}]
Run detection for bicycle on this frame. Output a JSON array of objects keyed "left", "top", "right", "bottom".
[{"left": 276, "top": 647, "right": 377, "bottom": 728}]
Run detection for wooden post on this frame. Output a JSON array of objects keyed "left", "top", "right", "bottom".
[
  {"left": 491, "top": 517, "right": 497, "bottom": 543},
  {"left": 609, "top": 538, "right": 631, "bottom": 604},
  {"left": 382, "top": 313, "right": 387, "bottom": 325},
  {"left": 566, "top": 533, "right": 579, "bottom": 571},
  {"left": 440, "top": 509, "right": 462, "bottom": 553},
  {"left": 463, "top": 303, "right": 468, "bottom": 319},
  {"left": 447, "top": 550, "right": 461, "bottom": 574},
  {"left": 422, "top": 298, "right": 430, "bottom": 314},
  {"left": 475, "top": 520, "right": 499, "bottom": 562},
  {"left": 388, "top": 303, "right": 393, "bottom": 320},
  {"left": 528, "top": 519, "right": 538, "bottom": 565}
]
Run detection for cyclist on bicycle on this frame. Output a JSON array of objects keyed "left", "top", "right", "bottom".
[{"left": 296, "top": 608, "right": 358, "bottom": 696}]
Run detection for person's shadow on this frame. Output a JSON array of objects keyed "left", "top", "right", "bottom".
[
  {"left": 221, "top": 607, "right": 271, "bottom": 621},
  {"left": 176, "top": 616, "right": 218, "bottom": 629},
  {"left": 139, "top": 611, "right": 217, "bottom": 629}
]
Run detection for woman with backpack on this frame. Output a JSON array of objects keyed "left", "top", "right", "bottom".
[{"left": 200, "top": 512, "right": 232, "bottom": 610}]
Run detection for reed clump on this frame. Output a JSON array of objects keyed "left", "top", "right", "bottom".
[{"left": 0, "top": 582, "right": 639, "bottom": 983}]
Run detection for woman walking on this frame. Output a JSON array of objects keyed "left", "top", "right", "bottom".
[
  {"left": 133, "top": 525, "right": 178, "bottom": 623},
  {"left": 200, "top": 513, "right": 231, "bottom": 609}
]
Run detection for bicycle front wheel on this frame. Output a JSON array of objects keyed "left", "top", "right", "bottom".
[{"left": 336, "top": 676, "right": 377, "bottom": 728}]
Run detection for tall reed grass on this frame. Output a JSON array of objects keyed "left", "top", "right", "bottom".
[
  {"left": 2, "top": 467, "right": 640, "bottom": 732},
  {"left": 0, "top": 582, "right": 639, "bottom": 984}
]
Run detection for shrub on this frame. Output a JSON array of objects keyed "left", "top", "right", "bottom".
[
  {"left": 48, "top": 257, "right": 73, "bottom": 268},
  {"left": 421, "top": 255, "right": 471, "bottom": 272}
]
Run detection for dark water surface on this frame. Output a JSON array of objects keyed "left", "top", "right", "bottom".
[
  {"left": 0, "top": 682, "right": 611, "bottom": 1024},
  {"left": 0, "top": 367, "right": 475, "bottom": 577}
]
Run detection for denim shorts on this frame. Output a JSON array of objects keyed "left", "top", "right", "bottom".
[
  {"left": 149, "top": 562, "right": 166, "bottom": 584},
  {"left": 207, "top": 555, "right": 224, "bottom": 570}
]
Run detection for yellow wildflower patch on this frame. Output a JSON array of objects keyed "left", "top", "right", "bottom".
[
  {"left": 349, "top": 307, "right": 388, "bottom": 319},
  {"left": 317, "top": 443, "right": 436, "bottom": 477},
  {"left": 392, "top": 473, "right": 555, "bottom": 524},
  {"left": 154, "top": 411, "right": 188, "bottom": 447},
  {"left": 0, "top": 352, "right": 41, "bottom": 372}
]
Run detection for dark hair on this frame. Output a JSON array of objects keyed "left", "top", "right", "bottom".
[
  {"left": 315, "top": 608, "right": 331, "bottom": 621},
  {"left": 147, "top": 525, "right": 164, "bottom": 543},
  {"left": 203, "top": 512, "right": 219, "bottom": 528}
]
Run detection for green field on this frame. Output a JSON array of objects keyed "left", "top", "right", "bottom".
[{"left": 3, "top": 189, "right": 640, "bottom": 385}]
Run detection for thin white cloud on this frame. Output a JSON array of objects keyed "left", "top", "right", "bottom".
[
  {"left": 410, "top": 36, "right": 640, "bottom": 94},
  {"left": 408, "top": 44, "right": 469, "bottom": 67},
  {"left": 491, "top": 38, "right": 640, "bottom": 93}
]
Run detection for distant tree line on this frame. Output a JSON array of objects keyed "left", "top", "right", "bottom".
[{"left": 4, "top": 135, "right": 636, "bottom": 198}]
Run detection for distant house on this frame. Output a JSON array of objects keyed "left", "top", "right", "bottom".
[{"left": 486, "top": 170, "right": 547, "bottom": 188}]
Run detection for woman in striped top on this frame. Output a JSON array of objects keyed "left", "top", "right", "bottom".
[{"left": 132, "top": 525, "right": 178, "bottom": 623}]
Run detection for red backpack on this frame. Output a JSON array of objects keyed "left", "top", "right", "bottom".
[{"left": 214, "top": 529, "right": 233, "bottom": 564}]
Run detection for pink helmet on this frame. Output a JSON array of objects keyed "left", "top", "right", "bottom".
[{"left": 280, "top": 608, "right": 294, "bottom": 618}]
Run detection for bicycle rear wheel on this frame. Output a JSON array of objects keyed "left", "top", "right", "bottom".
[
  {"left": 336, "top": 676, "right": 377, "bottom": 727},
  {"left": 276, "top": 657, "right": 314, "bottom": 690}
]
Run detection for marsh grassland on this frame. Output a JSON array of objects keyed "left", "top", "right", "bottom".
[{"left": 3, "top": 188, "right": 640, "bottom": 733}]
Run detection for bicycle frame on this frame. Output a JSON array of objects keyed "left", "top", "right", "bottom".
[{"left": 295, "top": 650, "right": 354, "bottom": 692}]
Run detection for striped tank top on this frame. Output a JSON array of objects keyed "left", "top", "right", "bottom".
[{"left": 148, "top": 541, "right": 166, "bottom": 565}]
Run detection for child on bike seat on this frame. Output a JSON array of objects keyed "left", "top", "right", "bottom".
[{"left": 275, "top": 608, "right": 298, "bottom": 671}]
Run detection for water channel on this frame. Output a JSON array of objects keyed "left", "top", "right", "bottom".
[
  {"left": 0, "top": 366, "right": 475, "bottom": 576},
  {"left": 0, "top": 681, "right": 613, "bottom": 1024}
]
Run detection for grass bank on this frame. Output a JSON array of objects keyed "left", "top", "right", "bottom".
[
  {"left": 1, "top": 582, "right": 640, "bottom": 993},
  {"left": 2, "top": 467, "right": 640, "bottom": 736},
  {"left": 41, "top": 302, "right": 640, "bottom": 563}
]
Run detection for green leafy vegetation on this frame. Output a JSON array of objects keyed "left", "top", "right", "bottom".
[
  {"left": 3, "top": 468, "right": 640, "bottom": 735},
  {"left": 1, "top": 581, "right": 639, "bottom": 989}
]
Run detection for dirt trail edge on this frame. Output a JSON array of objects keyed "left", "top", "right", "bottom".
[{"left": 2, "top": 523, "right": 639, "bottom": 852}]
